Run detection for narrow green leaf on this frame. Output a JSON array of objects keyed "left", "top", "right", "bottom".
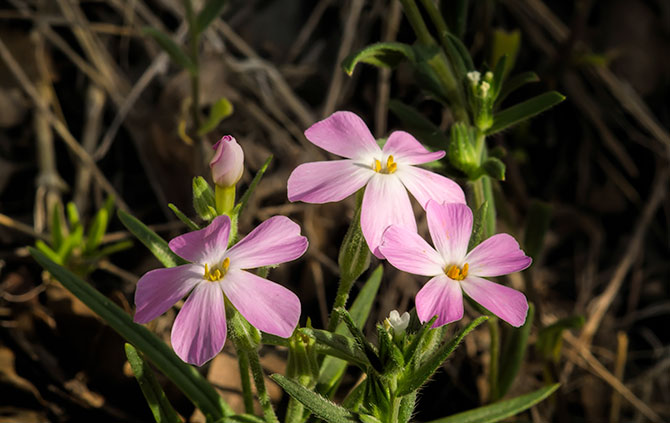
[
  {"left": 302, "top": 329, "right": 368, "bottom": 367},
  {"left": 35, "top": 240, "right": 62, "bottom": 265},
  {"left": 195, "top": 0, "right": 227, "bottom": 34},
  {"left": 66, "top": 202, "right": 81, "bottom": 230},
  {"left": 193, "top": 177, "right": 217, "bottom": 221},
  {"left": 30, "top": 248, "right": 231, "bottom": 419},
  {"left": 334, "top": 308, "right": 382, "bottom": 372},
  {"left": 342, "top": 42, "right": 415, "bottom": 76},
  {"left": 235, "top": 155, "right": 272, "bottom": 217},
  {"left": 168, "top": 203, "right": 200, "bottom": 231},
  {"left": 523, "top": 200, "right": 552, "bottom": 260},
  {"left": 57, "top": 225, "right": 83, "bottom": 263},
  {"left": 468, "top": 201, "right": 488, "bottom": 251},
  {"left": 398, "top": 316, "right": 488, "bottom": 395},
  {"left": 117, "top": 210, "right": 187, "bottom": 268},
  {"left": 486, "top": 91, "right": 565, "bottom": 135},
  {"left": 403, "top": 315, "right": 438, "bottom": 364},
  {"left": 481, "top": 157, "right": 506, "bottom": 181},
  {"left": 426, "top": 383, "right": 560, "bottom": 423},
  {"left": 198, "top": 97, "right": 233, "bottom": 136},
  {"left": 443, "top": 32, "right": 474, "bottom": 76},
  {"left": 491, "top": 55, "right": 507, "bottom": 100},
  {"left": 495, "top": 72, "right": 539, "bottom": 106},
  {"left": 143, "top": 27, "right": 196, "bottom": 74},
  {"left": 389, "top": 100, "right": 449, "bottom": 150},
  {"left": 271, "top": 374, "right": 358, "bottom": 423},
  {"left": 398, "top": 391, "right": 417, "bottom": 423},
  {"left": 497, "top": 303, "right": 534, "bottom": 399},
  {"left": 85, "top": 208, "right": 108, "bottom": 253},
  {"left": 51, "top": 202, "right": 65, "bottom": 250},
  {"left": 125, "top": 343, "right": 182, "bottom": 423},
  {"left": 444, "top": 0, "right": 469, "bottom": 39}
]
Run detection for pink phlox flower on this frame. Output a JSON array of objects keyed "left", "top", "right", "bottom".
[
  {"left": 287, "top": 111, "right": 465, "bottom": 258},
  {"left": 379, "top": 201, "right": 532, "bottom": 327},
  {"left": 134, "top": 215, "right": 308, "bottom": 366}
]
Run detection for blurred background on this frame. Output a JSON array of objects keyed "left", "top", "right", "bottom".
[{"left": 0, "top": 0, "right": 668, "bottom": 422}]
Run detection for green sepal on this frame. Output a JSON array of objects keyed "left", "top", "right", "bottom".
[
  {"left": 397, "top": 316, "right": 488, "bottom": 395},
  {"left": 168, "top": 203, "right": 200, "bottom": 231},
  {"left": 425, "top": 383, "right": 560, "bottom": 423},
  {"left": 496, "top": 303, "right": 534, "bottom": 399},
  {"left": 143, "top": 27, "right": 196, "bottom": 75},
  {"left": 338, "top": 189, "right": 370, "bottom": 284},
  {"left": 376, "top": 324, "right": 404, "bottom": 374},
  {"left": 342, "top": 42, "right": 415, "bottom": 76},
  {"left": 271, "top": 374, "right": 359, "bottom": 423},
  {"left": 448, "top": 123, "right": 478, "bottom": 175},
  {"left": 193, "top": 176, "right": 217, "bottom": 221},
  {"left": 486, "top": 91, "right": 565, "bottom": 135},
  {"left": 125, "top": 343, "right": 182, "bottom": 423},
  {"left": 118, "top": 210, "right": 187, "bottom": 268}
]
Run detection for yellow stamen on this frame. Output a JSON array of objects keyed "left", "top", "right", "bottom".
[
  {"left": 386, "top": 155, "right": 397, "bottom": 173},
  {"left": 373, "top": 159, "right": 382, "bottom": 172},
  {"left": 372, "top": 155, "right": 398, "bottom": 174},
  {"left": 445, "top": 263, "right": 468, "bottom": 281},
  {"left": 204, "top": 258, "right": 230, "bottom": 282}
]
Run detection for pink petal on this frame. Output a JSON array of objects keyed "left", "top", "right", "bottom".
[
  {"left": 361, "top": 174, "right": 416, "bottom": 258},
  {"left": 415, "top": 275, "right": 464, "bottom": 327},
  {"left": 304, "top": 111, "right": 380, "bottom": 159},
  {"left": 169, "top": 215, "right": 230, "bottom": 264},
  {"left": 171, "top": 281, "right": 227, "bottom": 366},
  {"left": 465, "top": 234, "right": 532, "bottom": 277},
  {"left": 379, "top": 225, "right": 444, "bottom": 276},
  {"left": 223, "top": 269, "right": 300, "bottom": 337},
  {"left": 426, "top": 201, "right": 472, "bottom": 264},
  {"left": 134, "top": 264, "right": 202, "bottom": 324},
  {"left": 287, "top": 160, "right": 372, "bottom": 204},
  {"left": 460, "top": 276, "right": 528, "bottom": 327},
  {"left": 397, "top": 165, "right": 466, "bottom": 209},
  {"left": 226, "top": 216, "right": 308, "bottom": 269},
  {"left": 383, "top": 131, "right": 445, "bottom": 165}
]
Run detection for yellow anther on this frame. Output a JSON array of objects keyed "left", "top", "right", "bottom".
[
  {"left": 445, "top": 263, "right": 468, "bottom": 281},
  {"left": 372, "top": 155, "right": 398, "bottom": 174},
  {"left": 373, "top": 159, "right": 382, "bottom": 172},
  {"left": 204, "top": 258, "right": 230, "bottom": 282},
  {"left": 222, "top": 257, "right": 230, "bottom": 272}
]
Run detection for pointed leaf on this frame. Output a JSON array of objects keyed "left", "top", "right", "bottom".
[
  {"left": 168, "top": 203, "right": 200, "bottom": 231},
  {"left": 195, "top": 0, "right": 227, "bottom": 34},
  {"left": 495, "top": 72, "right": 539, "bottom": 106},
  {"left": 198, "top": 97, "right": 233, "bottom": 136},
  {"left": 425, "top": 383, "right": 560, "bottom": 423},
  {"left": 486, "top": 91, "right": 565, "bottom": 135},
  {"left": 35, "top": 240, "right": 62, "bottom": 265},
  {"left": 302, "top": 329, "right": 368, "bottom": 368},
  {"left": 118, "top": 210, "right": 187, "bottom": 268},
  {"left": 30, "top": 248, "right": 231, "bottom": 419},
  {"left": 342, "top": 42, "right": 415, "bottom": 76},
  {"left": 125, "top": 343, "right": 182, "bottom": 423},
  {"left": 271, "top": 374, "right": 358, "bottom": 423},
  {"left": 235, "top": 155, "right": 272, "bottom": 217},
  {"left": 66, "top": 202, "right": 81, "bottom": 230},
  {"left": 143, "top": 27, "right": 196, "bottom": 74},
  {"left": 85, "top": 208, "right": 109, "bottom": 253}
]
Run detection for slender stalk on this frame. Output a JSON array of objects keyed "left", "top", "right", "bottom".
[
  {"left": 398, "top": 0, "right": 434, "bottom": 44},
  {"left": 215, "top": 185, "right": 236, "bottom": 216},
  {"left": 236, "top": 350, "right": 255, "bottom": 414},
  {"left": 327, "top": 275, "right": 355, "bottom": 332},
  {"left": 248, "top": 348, "right": 279, "bottom": 423}
]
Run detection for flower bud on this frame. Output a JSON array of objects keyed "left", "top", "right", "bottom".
[
  {"left": 210, "top": 135, "right": 244, "bottom": 187},
  {"left": 386, "top": 310, "right": 410, "bottom": 335},
  {"left": 448, "top": 123, "right": 479, "bottom": 176}
]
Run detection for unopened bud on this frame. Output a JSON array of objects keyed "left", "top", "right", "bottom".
[
  {"left": 466, "top": 71, "right": 481, "bottom": 85},
  {"left": 210, "top": 135, "right": 244, "bottom": 187},
  {"left": 386, "top": 310, "right": 410, "bottom": 335}
]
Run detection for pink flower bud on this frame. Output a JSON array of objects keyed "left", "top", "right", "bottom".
[{"left": 210, "top": 135, "right": 244, "bottom": 187}]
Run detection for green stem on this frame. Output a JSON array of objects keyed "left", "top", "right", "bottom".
[
  {"left": 215, "top": 184, "right": 236, "bottom": 216},
  {"left": 398, "top": 0, "right": 434, "bottom": 44},
  {"left": 488, "top": 317, "right": 500, "bottom": 402},
  {"left": 236, "top": 349, "right": 255, "bottom": 414},
  {"left": 327, "top": 276, "right": 355, "bottom": 332},
  {"left": 248, "top": 348, "right": 279, "bottom": 423}
]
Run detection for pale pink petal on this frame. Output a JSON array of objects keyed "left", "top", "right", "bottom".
[
  {"left": 461, "top": 276, "right": 528, "bottom": 327},
  {"left": 223, "top": 270, "right": 300, "bottom": 337},
  {"left": 226, "top": 216, "right": 308, "bottom": 269},
  {"left": 415, "top": 275, "right": 464, "bottom": 327},
  {"left": 383, "top": 131, "right": 445, "bottom": 165},
  {"left": 169, "top": 215, "right": 230, "bottom": 264},
  {"left": 304, "top": 111, "right": 380, "bottom": 159},
  {"left": 171, "top": 282, "right": 227, "bottom": 366},
  {"left": 287, "top": 160, "right": 373, "bottom": 204},
  {"left": 134, "top": 264, "right": 202, "bottom": 324},
  {"left": 397, "top": 166, "right": 466, "bottom": 209},
  {"left": 361, "top": 174, "right": 416, "bottom": 258},
  {"left": 426, "top": 201, "right": 472, "bottom": 264},
  {"left": 379, "top": 225, "right": 444, "bottom": 276},
  {"left": 465, "top": 234, "right": 532, "bottom": 277}
]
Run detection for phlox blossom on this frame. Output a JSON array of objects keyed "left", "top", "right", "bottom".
[
  {"left": 134, "top": 215, "right": 308, "bottom": 366},
  {"left": 379, "top": 201, "right": 531, "bottom": 327},
  {"left": 287, "top": 111, "right": 465, "bottom": 257}
]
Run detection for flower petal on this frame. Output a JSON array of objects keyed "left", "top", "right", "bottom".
[
  {"left": 287, "top": 160, "right": 372, "bottom": 204},
  {"left": 171, "top": 281, "right": 227, "bottom": 366},
  {"left": 383, "top": 131, "right": 445, "bottom": 165},
  {"left": 465, "top": 234, "right": 532, "bottom": 277},
  {"left": 415, "top": 275, "right": 464, "bottom": 327},
  {"left": 304, "top": 111, "right": 380, "bottom": 159},
  {"left": 169, "top": 215, "right": 230, "bottom": 264},
  {"left": 397, "top": 165, "right": 466, "bottom": 209},
  {"left": 361, "top": 174, "right": 416, "bottom": 258},
  {"left": 379, "top": 225, "right": 444, "bottom": 276},
  {"left": 426, "top": 201, "right": 472, "bottom": 264},
  {"left": 461, "top": 276, "right": 528, "bottom": 327},
  {"left": 226, "top": 216, "right": 308, "bottom": 269},
  {"left": 223, "top": 270, "right": 300, "bottom": 337},
  {"left": 134, "top": 264, "right": 202, "bottom": 324}
]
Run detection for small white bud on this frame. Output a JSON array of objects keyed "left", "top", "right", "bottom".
[
  {"left": 386, "top": 310, "right": 410, "bottom": 334},
  {"left": 466, "top": 71, "right": 481, "bottom": 84},
  {"left": 484, "top": 71, "right": 494, "bottom": 82},
  {"left": 480, "top": 81, "right": 491, "bottom": 98}
]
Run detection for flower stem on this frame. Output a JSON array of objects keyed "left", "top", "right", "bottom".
[
  {"left": 247, "top": 348, "right": 279, "bottom": 423},
  {"left": 398, "top": 0, "right": 433, "bottom": 44},
  {"left": 327, "top": 275, "right": 356, "bottom": 332},
  {"left": 215, "top": 184, "right": 236, "bottom": 216},
  {"left": 236, "top": 349, "right": 255, "bottom": 414}
]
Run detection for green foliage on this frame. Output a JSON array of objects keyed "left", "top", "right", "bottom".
[
  {"left": 486, "top": 91, "right": 566, "bottom": 135},
  {"left": 468, "top": 201, "right": 488, "bottom": 250},
  {"left": 480, "top": 157, "right": 506, "bottom": 181},
  {"left": 388, "top": 100, "right": 449, "bottom": 150},
  {"left": 495, "top": 72, "right": 539, "bottom": 106},
  {"left": 490, "top": 29, "right": 521, "bottom": 80},
  {"left": 192, "top": 176, "right": 217, "bottom": 221},
  {"left": 342, "top": 42, "right": 416, "bottom": 75},
  {"left": 118, "top": 210, "right": 187, "bottom": 268},
  {"left": 168, "top": 203, "right": 200, "bottom": 231},
  {"left": 537, "top": 316, "right": 584, "bottom": 363},
  {"left": 143, "top": 27, "right": 196, "bottom": 74},
  {"left": 338, "top": 191, "right": 370, "bottom": 284},
  {"left": 235, "top": 155, "right": 273, "bottom": 217}
]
